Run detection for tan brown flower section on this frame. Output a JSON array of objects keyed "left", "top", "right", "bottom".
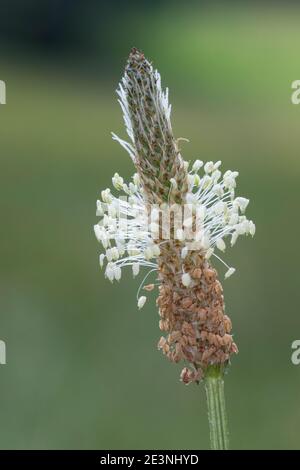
[{"left": 157, "top": 242, "right": 238, "bottom": 384}]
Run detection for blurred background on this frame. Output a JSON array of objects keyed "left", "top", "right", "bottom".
[{"left": 1, "top": 0, "right": 300, "bottom": 450}]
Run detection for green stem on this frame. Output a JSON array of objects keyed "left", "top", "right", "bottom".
[{"left": 204, "top": 365, "right": 229, "bottom": 450}]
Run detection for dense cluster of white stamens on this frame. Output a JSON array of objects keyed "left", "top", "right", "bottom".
[{"left": 94, "top": 160, "right": 255, "bottom": 306}]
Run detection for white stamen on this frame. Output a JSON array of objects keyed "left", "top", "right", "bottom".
[
  {"left": 132, "top": 263, "right": 140, "bottom": 277},
  {"left": 182, "top": 272, "right": 192, "bottom": 287},
  {"left": 216, "top": 238, "right": 226, "bottom": 252},
  {"left": 138, "top": 296, "right": 147, "bottom": 309},
  {"left": 192, "top": 160, "right": 203, "bottom": 172},
  {"left": 225, "top": 267, "right": 236, "bottom": 279}
]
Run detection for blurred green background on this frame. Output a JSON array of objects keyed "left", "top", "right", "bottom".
[{"left": 1, "top": 0, "right": 300, "bottom": 450}]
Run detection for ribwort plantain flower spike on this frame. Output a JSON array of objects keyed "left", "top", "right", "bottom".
[{"left": 94, "top": 48, "right": 255, "bottom": 386}]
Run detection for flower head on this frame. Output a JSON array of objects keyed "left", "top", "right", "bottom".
[{"left": 94, "top": 48, "right": 255, "bottom": 383}]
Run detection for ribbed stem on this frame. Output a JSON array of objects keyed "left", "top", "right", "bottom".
[{"left": 204, "top": 365, "right": 229, "bottom": 450}]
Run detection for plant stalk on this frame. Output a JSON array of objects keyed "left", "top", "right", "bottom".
[{"left": 204, "top": 365, "right": 229, "bottom": 450}]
